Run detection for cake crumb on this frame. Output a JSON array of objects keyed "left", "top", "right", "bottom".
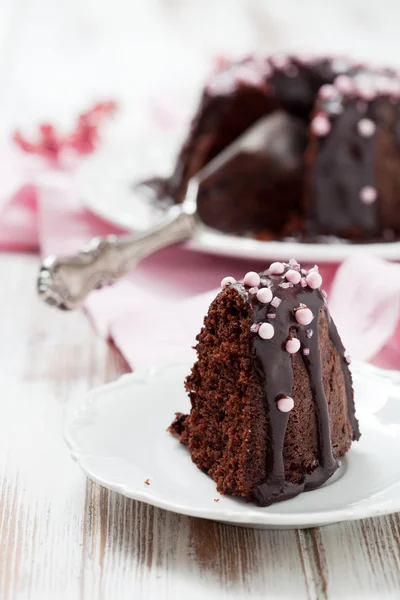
[
  {"left": 214, "top": 498, "right": 220, "bottom": 503},
  {"left": 144, "top": 479, "right": 150, "bottom": 486}
]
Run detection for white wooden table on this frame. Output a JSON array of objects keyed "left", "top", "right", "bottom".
[{"left": 2, "top": 2, "right": 400, "bottom": 598}]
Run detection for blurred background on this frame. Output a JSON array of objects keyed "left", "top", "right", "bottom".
[{"left": 2, "top": 0, "right": 400, "bottom": 145}]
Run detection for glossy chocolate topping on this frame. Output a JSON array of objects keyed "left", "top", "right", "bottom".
[{"left": 233, "top": 262, "right": 359, "bottom": 506}]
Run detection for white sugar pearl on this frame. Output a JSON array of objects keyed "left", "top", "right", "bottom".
[
  {"left": 269, "top": 262, "right": 285, "bottom": 275},
  {"left": 243, "top": 271, "right": 261, "bottom": 287},
  {"left": 286, "top": 338, "right": 301, "bottom": 353},
  {"left": 256, "top": 288, "right": 273, "bottom": 303},
  {"left": 306, "top": 272, "right": 323, "bottom": 289},
  {"left": 221, "top": 276, "right": 236, "bottom": 288},
  {"left": 277, "top": 396, "right": 294, "bottom": 412},
  {"left": 259, "top": 323, "right": 275, "bottom": 339},
  {"left": 360, "top": 186, "right": 377, "bottom": 205},
  {"left": 311, "top": 114, "right": 331, "bottom": 136},
  {"left": 357, "top": 118, "right": 376, "bottom": 137},
  {"left": 295, "top": 307, "right": 314, "bottom": 325},
  {"left": 285, "top": 269, "right": 301, "bottom": 284}
]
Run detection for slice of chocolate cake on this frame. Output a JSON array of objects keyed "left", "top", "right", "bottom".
[{"left": 169, "top": 260, "right": 360, "bottom": 507}]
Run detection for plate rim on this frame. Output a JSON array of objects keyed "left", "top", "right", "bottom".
[{"left": 64, "top": 360, "right": 400, "bottom": 528}]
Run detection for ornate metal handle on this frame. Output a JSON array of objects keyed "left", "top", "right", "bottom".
[{"left": 37, "top": 206, "right": 197, "bottom": 310}]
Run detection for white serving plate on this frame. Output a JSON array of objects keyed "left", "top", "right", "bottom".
[{"left": 65, "top": 361, "right": 400, "bottom": 529}]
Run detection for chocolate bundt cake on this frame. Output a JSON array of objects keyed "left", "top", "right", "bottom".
[
  {"left": 169, "top": 260, "right": 360, "bottom": 507},
  {"left": 166, "top": 54, "right": 400, "bottom": 242}
]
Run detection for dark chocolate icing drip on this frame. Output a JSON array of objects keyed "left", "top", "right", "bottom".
[
  {"left": 309, "top": 101, "right": 379, "bottom": 238},
  {"left": 243, "top": 270, "right": 355, "bottom": 507}
]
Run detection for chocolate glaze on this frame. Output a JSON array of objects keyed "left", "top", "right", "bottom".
[{"left": 233, "top": 266, "right": 359, "bottom": 507}]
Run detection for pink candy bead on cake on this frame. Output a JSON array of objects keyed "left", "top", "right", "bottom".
[
  {"left": 360, "top": 186, "right": 377, "bottom": 205},
  {"left": 285, "top": 269, "right": 301, "bottom": 284},
  {"left": 269, "top": 262, "right": 285, "bottom": 275},
  {"left": 259, "top": 323, "right": 275, "bottom": 339},
  {"left": 277, "top": 395, "right": 294, "bottom": 413},
  {"left": 243, "top": 271, "right": 261, "bottom": 287},
  {"left": 286, "top": 338, "right": 301, "bottom": 354},
  {"left": 257, "top": 287, "right": 273, "bottom": 303},
  {"left": 295, "top": 306, "right": 314, "bottom": 325},
  {"left": 357, "top": 118, "right": 376, "bottom": 137},
  {"left": 221, "top": 276, "right": 236, "bottom": 288},
  {"left": 311, "top": 114, "right": 331, "bottom": 136},
  {"left": 319, "top": 84, "right": 336, "bottom": 100},
  {"left": 306, "top": 271, "right": 323, "bottom": 289},
  {"left": 335, "top": 74, "right": 354, "bottom": 94}
]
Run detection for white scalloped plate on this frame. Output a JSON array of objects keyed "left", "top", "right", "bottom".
[
  {"left": 64, "top": 361, "right": 400, "bottom": 529},
  {"left": 75, "top": 143, "right": 400, "bottom": 263}
]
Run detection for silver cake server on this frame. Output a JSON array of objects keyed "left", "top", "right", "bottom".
[{"left": 37, "top": 111, "right": 304, "bottom": 310}]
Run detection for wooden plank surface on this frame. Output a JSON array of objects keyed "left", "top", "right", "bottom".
[
  {"left": 1, "top": 253, "right": 400, "bottom": 600},
  {"left": 2, "top": 1, "right": 400, "bottom": 598}
]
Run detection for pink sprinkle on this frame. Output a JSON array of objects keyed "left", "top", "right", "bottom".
[
  {"left": 306, "top": 271, "right": 323, "bottom": 289},
  {"left": 360, "top": 186, "right": 377, "bottom": 205},
  {"left": 271, "top": 296, "right": 282, "bottom": 308},
  {"left": 221, "top": 276, "right": 236, "bottom": 288},
  {"left": 288, "top": 258, "right": 301, "bottom": 270},
  {"left": 243, "top": 271, "right": 261, "bottom": 287},
  {"left": 285, "top": 269, "right": 301, "bottom": 284},
  {"left": 259, "top": 323, "right": 275, "bottom": 340},
  {"left": 249, "top": 287, "right": 259, "bottom": 295},
  {"left": 300, "top": 277, "right": 307, "bottom": 288},
  {"left": 269, "top": 262, "right": 285, "bottom": 275},
  {"left": 267, "top": 313, "right": 276, "bottom": 319},
  {"left": 250, "top": 323, "right": 260, "bottom": 333},
  {"left": 319, "top": 84, "right": 336, "bottom": 100},
  {"left": 284, "top": 64, "right": 299, "bottom": 78},
  {"left": 357, "top": 118, "right": 376, "bottom": 137},
  {"left": 335, "top": 74, "right": 354, "bottom": 94},
  {"left": 345, "top": 354, "right": 352, "bottom": 364},
  {"left": 306, "top": 329, "right": 313, "bottom": 338},
  {"left": 277, "top": 395, "right": 294, "bottom": 413},
  {"left": 286, "top": 338, "right": 301, "bottom": 354},
  {"left": 270, "top": 53, "right": 289, "bottom": 70},
  {"left": 257, "top": 287, "right": 273, "bottom": 303},
  {"left": 279, "top": 282, "right": 292, "bottom": 289},
  {"left": 311, "top": 114, "right": 331, "bottom": 136},
  {"left": 295, "top": 306, "right": 314, "bottom": 325},
  {"left": 303, "top": 348, "right": 310, "bottom": 356},
  {"left": 301, "top": 268, "right": 308, "bottom": 275}
]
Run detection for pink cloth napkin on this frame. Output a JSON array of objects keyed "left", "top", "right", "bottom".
[{"left": 2, "top": 144, "right": 400, "bottom": 372}]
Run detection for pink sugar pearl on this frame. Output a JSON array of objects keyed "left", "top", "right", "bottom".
[
  {"left": 257, "top": 287, "right": 273, "bottom": 303},
  {"left": 259, "top": 323, "right": 275, "bottom": 339},
  {"left": 277, "top": 395, "right": 294, "bottom": 413},
  {"left": 319, "top": 84, "right": 336, "bottom": 100},
  {"left": 360, "top": 186, "right": 377, "bottom": 205},
  {"left": 221, "top": 276, "right": 236, "bottom": 288},
  {"left": 306, "top": 271, "right": 323, "bottom": 289},
  {"left": 335, "top": 74, "right": 354, "bottom": 94},
  {"left": 357, "top": 118, "right": 376, "bottom": 137},
  {"left": 269, "top": 262, "right": 285, "bottom": 275},
  {"left": 295, "top": 306, "right": 314, "bottom": 325},
  {"left": 285, "top": 269, "right": 301, "bottom": 284},
  {"left": 286, "top": 338, "right": 301, "bottom": 353},
  {"left": 311, "top": 114, "right": 331, "bottom": 136},
  {"left": 243, "top": 271, "right": 261, "bottom": 287}
]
